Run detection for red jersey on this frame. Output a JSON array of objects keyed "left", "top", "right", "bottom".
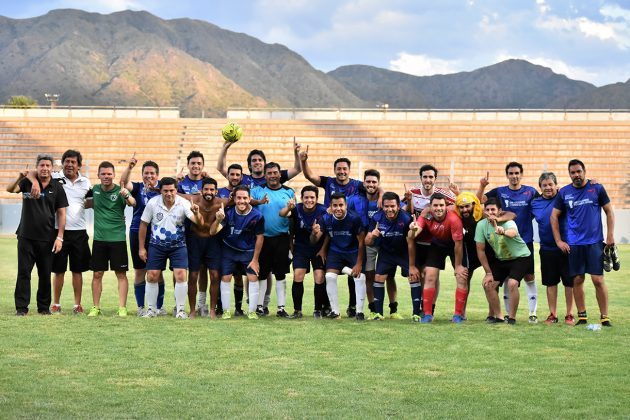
[{"left": 418, "top": 210, "right": 463, "bottom": 246}]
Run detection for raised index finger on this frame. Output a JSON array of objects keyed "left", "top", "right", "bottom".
[{"left": 486, "top": 171, "right": 490, "bottom": 180}]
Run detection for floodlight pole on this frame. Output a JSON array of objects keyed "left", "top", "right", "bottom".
[{"left": 44, "top": 93, "right": 60, "bottom": 109}]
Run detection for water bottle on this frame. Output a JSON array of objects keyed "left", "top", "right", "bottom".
[{"left": 586, "top": 324, "right": 601, "bottom": 331}]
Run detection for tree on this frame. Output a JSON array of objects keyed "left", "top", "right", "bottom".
[{"left": 6, "top": 95, "right": 38, "bottom": 108}]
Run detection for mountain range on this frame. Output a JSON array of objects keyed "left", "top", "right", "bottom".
[{"left": 0, "top": 9, "right": 627, "bottom": 116}]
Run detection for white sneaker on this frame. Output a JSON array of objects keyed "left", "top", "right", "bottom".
[
  {"left": 156, "top": 307, "right": 168, "bottom": 316},
  {"left": 142, "top": 309, "right": 156, "bottom": 318},
  {"left": 137, "top": 307, "right": 146, "bottom": 317},
  {"left": 175, "top": 310, "right": 189, "bottom": 319}
]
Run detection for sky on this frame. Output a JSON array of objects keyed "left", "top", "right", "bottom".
[{"left": 1, "top": 0, "right": 629, "bottom": 86}]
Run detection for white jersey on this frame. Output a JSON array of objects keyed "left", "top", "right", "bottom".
[
  {"left": 141, "top": 195, "right": 194, "bottom": 248},
  {"left": 408, "top": 186, "right": 456, "bottom": 215},
  {"left": 52, "top": 172, "right": 91, "bottom": 230}
]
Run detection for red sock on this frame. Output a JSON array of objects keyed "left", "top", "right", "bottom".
[
  {"left": 454, "top": 288, "right": 468, "bottom": 316},
  {"left": 423, "top": 288, "right": 436, "bottom": 315}
]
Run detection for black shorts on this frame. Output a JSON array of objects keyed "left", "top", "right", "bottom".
[
  {"left": 52, "top": 230, "right": 91, "bottom": 273},
  {"left": 415, "top": 243, "right": 430, "bottom": 268},
  {"left": 425, "top": 242, "right": 470, "bottom": 270},
  {"left": 91, "top": 241, "right": 129, "bottom": 272},
  {"left": 490, "top": 256, "right": 530, "bottom": 286},
  {"left": 129, "top": 230, "right": 150, "bottom": 270},
  {"left": 259, "top": 234, "right": 291, "bottom": 280},
  {"left": 525, "top": 242, "right": 535, "bottom": 275},
  {"left": 466, "top": 238, "right": 496, "bottom": 272},
  {"left": 540, "top": 248, "right": 573, "bottom": 287}
]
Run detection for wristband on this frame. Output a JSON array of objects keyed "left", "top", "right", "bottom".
[{"left": 56, "top": 237, "right": 64, "bottom": 242}]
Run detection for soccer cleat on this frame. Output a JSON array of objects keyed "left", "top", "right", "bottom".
[
  {"left": 322, "top": 307, "right": 332, "bottom": 318},
  {"left": 313, "top": 310, "right": 322, "bottom": 319},
  {"left": 420, "top": 314, "right": 433, "bottom": 323},
  {"left": 276, "top": 308, "right": 290, "bottom": 318},
  {"left": 600, "top": 315, "right": 612, "bottom": 327},
  {"left": 528, "top": 314, "right": 538, "bottom": 324},
  {"left": 389, "top": 312, "right": 404, "bottom": 320},
  {"left": 575, "top": 312, "right": 588, "bottom": 326},
  {"left": 451, "top": 315, "right": 464, "bottom": 324},
  {"left": 355, "top": 312, "right": 365, "bottom": 321},
  {"left": 603, "top": 245, "right": 613, "bottom": 272},
  {"left": 255, "top": 305, "right": 265, "bottom": 316},
  {"left": 544, "top": 314, "right": 559, "bottom": 325},
  {"left": 506, "top": 318, "right": 516, "bottom": 325},
  {"left": 155, "top": 307, "right": 167, "bottom": 316},
  {"left": 328, "top": 312, "right": 341, "bottom": 320},
  {"left": 175, "top": 310, "right": 189, "bottom": 319},
  {"left": 564, "top": 314, "right": 575, "bottom": 326},
  {"left": 371, "top": 313, "right": 384, "bottom": 321},
  {"left": 222, "top": 310, "right": 233, "bottom": 320},
  {"left": 486, "top": 316, "right": 502, "bottom": 324},
  {"left": 87, "top": 306, "right": 101, "bottom": 317},
  {"left": 607, "top": 244, "right": 621, "bottom": 271},
  {"left": 51, "top": 304, "right": 62, "bottom": 315},
  {"left": 247, "top": 311, "right": 259, "bottom": 320},
  {"left": 137, "top": 307, "right": 146, "bottom": 317},
  {"left": 290, "top": 310, "right": 303, "bottom": 319},
  {"left": 346, "top": 306, "right": 356, "bottom": 318},
  {"left": 142, "top": 309, "right": 156, "bottom": 318},
  {"left": 117, "top": 307, "right": 128, "bottom": 317},
  {"left": 263, "top": 307, "right": 270, "bottom": 316},
  {"left": 234, "top": 308, "right": 245, "bottom": 317},
  {"left": 73, "top": 305, "right": 84, "bottom": 315},
  {"left": 411, "top": 314, "right": 421, "bottom": 323}
]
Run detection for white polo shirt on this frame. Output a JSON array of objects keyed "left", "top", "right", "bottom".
[
  {"left": 52, "top": 172, "right": 91, "bottom": 230},
  {"left": 141, "top": 195, "right": 194, "bottom": 249}
]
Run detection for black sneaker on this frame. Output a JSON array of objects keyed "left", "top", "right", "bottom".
[
  {"left": 346, "top": 306, "right": 356, "bottom": 317},
  {"left": 610, "top": 245, "right": 621, "bottom": 271},
  {"left": 328, "top": 311, "right": 341, "bottom": 319},
  {"left": 355, "top": 312, "right": 365, "bottom": 321},
  {"left": 506, "top": 318, "right": 516, "bottom": 325},
  {"left": 263, "top": 307, "right": 270, "bottom": 316},
  {"left": 290, "top": 310, "right": 303, "bottom": 319},
  {"left": 603, "top": 245, "right": 613, "bottom": 272},
  {"left": 15, "top": 311, "right": 27, "bottom": 317},
  {"left": 234, "top": 308, "right": 245, "bottom": 317},
  {"left": 313, "top": 310, "right": 322, "bottom": 319},
  {"left": 601, "top": 315, "right": 612, "bottom": 327},
  {"left": 255, "top": 305, "right": 265, "bottom": 316},
  {"left": 485, "top": 316, "right": 497, "bottom": 324},
  {"left": 276, "top": 308, "right": 290, "bottom": 318},
  {"left": 322, "top": 307, "right": 332, "bottom": 318},
  {"left": 575, "top": 311, "right": 588, "bottom": 326}
]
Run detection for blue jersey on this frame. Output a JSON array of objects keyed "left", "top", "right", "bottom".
[
  {"left": 129, "top": 181, "right": 160, "bottom": 232},
  {"left": 221, "top": 206, "right": 265, "bottom": 251},
  {"left": 292, "top": 203, "right": 328, "bottom": 254},
  {"left": 217, "top": 187, "right": 232, "bottom": 199},
  {"left": 241, "top": 170, "right": 289, "bottom": 189},
  {"left": 320, "top": 210, "right": 365, "bottom": 253},
  {"left": 319, "top": 176, "right": 364, "bottom": 206},
  {"left": 251, "top": 185, "right": 295, "bottom": 237},
  {"left": 554, "top": 181, "right": 610, "bottom": 246},
  {"left": 347, "top": 195, "right": 369, "bottom": 230},
  {"left": 369, "top": 210, "right": 411, "bottom": 256},
  {"left": 486, "top": 185, "right": 537, "bottom": 243},
  {"left": 531, "top": 195, "right": 567, "bottom": 251},
  {"left": 177, "top": 176, "right": 203, "bottom": 195}
]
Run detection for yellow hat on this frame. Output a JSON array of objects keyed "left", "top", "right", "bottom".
[{"left": 455, "top": 192, "right": 483, "bottom": 221}]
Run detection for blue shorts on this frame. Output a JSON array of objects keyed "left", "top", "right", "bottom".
[
  {"left": 326, "top": 250, "right": 366, "bottom": 272},
  {"left": 146, "top": 244, "right": 188, "bottom": 270},
  {"left": 568, "top": 242, "right": 604, "bottom": 277},
  {"left": 221, "top": 246, "right": 257, "bottom": 277},
  {"left": 376, "top": 251, "right": 409, "bottom": 277},
  {"left": 187, "top": 234, "right": 222, "bottom": 272},
  {"left": 292, "top": 251, "right": 325, "bottom": 273}
]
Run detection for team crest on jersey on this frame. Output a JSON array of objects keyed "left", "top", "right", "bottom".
[
  {"left": 110, "top": 194, "right": 118, "bottom": 201},
  {"left": 156, "top": 212, "right": 164, "bottom": 221}
]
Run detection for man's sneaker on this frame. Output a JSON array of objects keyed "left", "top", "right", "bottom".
[
  {"left": 290, "top": 310, "right": 303, "bottom": 319},
  {"left": 175, "top": 310, "right": 189, "bottom": 319},
  {"left": 346, "top": 306, "right": 356, "bottom": 318},
  {"left": 608, "top": 244, "right": 621, "bottom": 271},
  {"left": 234, "top": 308, "right": 245, "bottom": 317},
  {"left": 142, "top": 309, "right": 156, "bottom": 318},
  {"left": 73, "top": 305, "right": 84, "bottom": 315},
  {"left": 411, "top": 314, "right": 421, "bottom": 323},
  {"left": 544, "top": 314, "right": 559, "bottom": 325},
  {"left": 222, "top": 310, "right": 233, "bottom": 320},
  {"left": 263, "top": 307, "right": 270, "bottom": 316},
  {"left": 87, "top": 306, "right": 101, "bottom": 317},
  {"left": 600, "top": 315, "right": 612, "bottom": 327},
  {"left": 329, "top": 312, "right": 341, "bottom": 320},
  {"left": 247, "top": 311, "right": 259, "bottom": 320},
  {"left": 137, "top": 307, "right": 146, "bottom": 317},
  {"left": 255, "top": 305, "right": 265, "bottom": 316},
  {"left": 371, "top": 313, "right": 384, "bottom": 321},
  {"left": 156, "top": 307, "right": 168, "bottom": 316},
  {"left": 15, "top": 311, "right": 27, "bottom": 317},
  {"left": 486, "top": 316, "right": 502, "bottom": 324},
  {"left": 564, "top": 314, "right": 575, "bottom": 326},
  {"left": 276, "top": 308, "right": 290, "bottom": 318},
  {"left": 389, "top": 312, "right": 404, "bottom": 320},
  {"left": 39, "top": 309, "right": 52, "bottom": 315},
  {"left": 420, "top": 314, "right": 433, "bottom": 323},
  {"left": 355, "top": 312, "right": 365, "bottom": 321},
  {"left": 575, "top": 312, "right": 588, "bottom": 326},
  {"left": 322, "top": 307, "right": 332, "bottom": 318},
  {"left": 528, "top": 314, "right": 538, "bottom": 324},
  {"left": 451, "top": 315, "right": 464, "bottom": 324},
  {"left": 506, "top": 318, "right": 516, "bottom": 325},
  {"left": 603, "top": 245, "right": 613, "bottom": 272},
  {"left": 118, "top": 307, "right": 128, "bottom": 317},
  {"left": 313, "top": 310, "right": 322, "bottom": 319},
  {"left": 51, "top": 304, "right": 62, "bottom": 315}
]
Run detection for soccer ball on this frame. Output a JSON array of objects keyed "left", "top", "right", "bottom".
[{"left": 221, "top": 122, "right": 243, "bottom": 143}]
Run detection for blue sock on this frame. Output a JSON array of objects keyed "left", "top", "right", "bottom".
[
  {"left": 410, "top": 282, "right": 422, "bottom": 315},
  {"left": 157, "top": 282, "right": 165, "bottom": 309},
  {"left": 373, "top": 282, "right": 385, "bottom": 315},
  {"left": 134, "top": 282, "right": 146, "bottom": 307}
]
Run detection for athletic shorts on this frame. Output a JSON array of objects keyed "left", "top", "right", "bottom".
[
  {"left": 258, "top": 234, "right": 291, "bottom": 280},
  {"left": 375, "top": 251, "right": 409, "bottom": 277},
  {"left": 415, "top": 243, "right": 430, "bottom": 268},
  {"left": 326, "top": 250, "right": 366, "bottom": 272},
  {"left": 91, "top": 241, "right": 128, "bottom": 272},
  {"left": 292, "top": 251, "right": 325, "bottom": 273},
  {"left": 129, "top": 229, "right": 151, "bottom": 270},
  {"left": 52, "top": 230, "right": 91, "bottom": 273},
  {"left": 425, "top": 242, "right": 470, "bottom": 270},
  {"left": 464, "top": 237, "right": 481, "bottom": 272},
  {"left": 221, "top": 246, "right": 257, "bottom": 277},
  {"left": 525, "top": 242, "right": 535, "bottom": 275},
  {"left": 568, "top": 242, "right": 604, "bottom": 277},
  {"left": 187, "top": 233, "right": 222, "bottom": 272},
  {"left": 365, "top": 245, "right": 379, "bottom": 272},
  {"left": 146, "top": 244, "right": 188, "bottom": 271},
  {"left": 490, "top": 256, "right": 530, "bottom": 286},
  {"left": 540, "top": 248, "right": 572, "bottom": 287}
]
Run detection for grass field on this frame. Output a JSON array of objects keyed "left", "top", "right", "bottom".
[{"left": 0, "top": 236, "right": 628, "bottom": 419}]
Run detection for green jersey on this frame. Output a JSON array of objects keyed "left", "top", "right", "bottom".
[
  {"left": 91, "top": 184, "right": 127, "bottom": 242},
  {"left": 474, "top": 219, "right": 530, "bottom": 261}
]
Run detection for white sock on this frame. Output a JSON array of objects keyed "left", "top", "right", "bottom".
[
  {"left": 525, "top": 280, "right": 538, "bottom": 315},
  {"left": 257, "top": 279, "right": 267, "bottom": 306},
  {"left": 145, "top": 282, "right": 159, "bottom": 311},
  {"left": 503, "top": 285, "right": 510, "bottom": 315},
  {"left": 276, "top": 279, "right": 286, "bottom": 308},
  {"left": 354, "top": 273, "right": 367, "bottom": 314},
  {"left": 325, "top": 272, "right": 339, "bottom": 314},
  {"left": 174, "top": 282, "right": 188, "bottom": 313},
  {"left": 197, "top": 291, "right": 207, "bottom": 308},
  {"left": 220, "top": 282, "right": 231, "bottom": 312},
  {"left": 341, "top": 266, "right": 353, "bottom": 276},
  {"left": 248, "top": 281, "right": 259, "bottom": 313}
]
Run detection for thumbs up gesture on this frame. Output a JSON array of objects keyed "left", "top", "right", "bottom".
[
  {"left": 371, "top": 222, "right": 381, "bottom": 237},
  {"left": 312, "top": 219, "right": 321, "bottom": 236}
]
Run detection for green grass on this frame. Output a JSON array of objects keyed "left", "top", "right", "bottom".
[{"left": 0, "top": 236, "right": 628, "bottom": 419}]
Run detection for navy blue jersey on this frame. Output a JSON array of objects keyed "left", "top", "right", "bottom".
[
  {"left": 320, "top": 210, "right": 365, "bottom": 253},
  {"left": 130, "top": 181, "right": 160, "bottom": 232},
  {"left": 251, "top": 185, "right": 295, "bottom": 236},
  {"left": 217, "top": 187, "right": 232, "bottom": 199},
  {"left": 347, "top": 194, "right": 369, "bottom": 230},
  {"left": 369, "top": 210, "right": 411, "bottom": 255},
  {"left": 177, "top": 176, "right": 203, "bottom": 195},
  {"left": 292, "top": 203, "right": 328, "bottom": 254},
  {"left": 241, "top": 170, "right": 289, "bottom": 189},
  {"left": 319, "top": 176, "right": 364, "bottom": 206},
  {"left": 554, "top": 181, "right": 610, "bottom": 246},
  {"left": 486, "top": 185, "right": 537, "bottom": 243},
  {"left": 532, "top": 195, "right": 567, "bottom": 251},
  {"left": 221, "top": 206, "right": 265, "bottom": 252}
]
